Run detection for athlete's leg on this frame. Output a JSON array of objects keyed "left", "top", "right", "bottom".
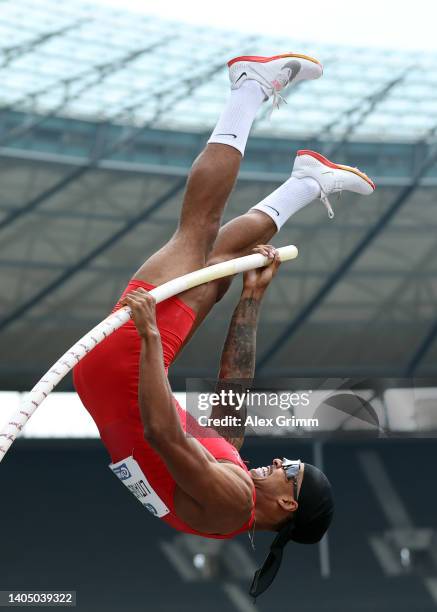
[
  {"left": 133, "top": 80, "right": 266, "bottom": 302},
  {"left": 174, "top": 150, "right": 375, "bottom": 350},
  {"left": 133, "top": 143, "right": 242, "bottom": 283},
  {"left": 133, "top": 150, "right": 319, "bottom": 314},
  {"left": 132, "top": 55, "right": 323, "bottom": 313},
  {"left": 173, "top": 176, "right": 322, "bottom": 352},
  {"left": 193, "top": 173, "right": 322, "bottom": 304}
]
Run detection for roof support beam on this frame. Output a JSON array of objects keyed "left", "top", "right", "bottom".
[
  {"left": 0, "top": 37, "right": 172, "bottom": 146},
  {"left": 318, "top": 67, "right": 411, "bottom": 155},
  {"left": 0, "top": 177, "right": 186, "bottom": 334},
  {"left": 0, "top": 19, "right": 87, "bottom": 69},
  {"left": 405, "top": 320, "right": 437, "bottom": 376},
  {"left": 0, "top": 44, "right": 243, "bottom": 234}
]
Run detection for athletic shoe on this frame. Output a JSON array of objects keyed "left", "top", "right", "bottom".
[
  {"left": 228, "top": 53, "right": 323, "bottom": 110},
  {"left": 291, "top": 149, "right": 376, "bottom": 218}
]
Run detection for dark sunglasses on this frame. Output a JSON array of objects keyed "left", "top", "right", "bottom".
[{"left": 249, "top": 458, "right": 301, "bottom": 599}]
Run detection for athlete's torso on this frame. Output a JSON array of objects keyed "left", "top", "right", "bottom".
[{"left": 73, "top": 280, "right": 255, "bottom": 539}]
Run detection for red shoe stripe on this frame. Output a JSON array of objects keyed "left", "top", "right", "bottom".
[
  {"left": 297, "top": 149, "right": 376, "bottom": 190},
  {"left": 297, "top": 149, "right": 338, "bottom": 169},
  {"left": 228, "top": 53, "right": 322, "bottom": 68}
]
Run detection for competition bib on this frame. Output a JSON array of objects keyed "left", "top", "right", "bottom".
[{"left": 109, "top": 456, "right": 170, "bottom": 518}]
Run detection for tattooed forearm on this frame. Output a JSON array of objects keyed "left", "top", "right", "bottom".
[
  {"left": 210, "top": 291, "right": 262, "bottom": 450},
  {"left": 219, "top": 294, "right": 261, "bottom": 380},
  {"left": 211, "top": 379, "right": 247, "bottom": 450}
]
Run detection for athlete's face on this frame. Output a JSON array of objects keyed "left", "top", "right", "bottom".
[
  {"left": 250, "top": 458, "right": 303, "bottom": 506},
  {"left": 250, "top": 458, "right": 303, "bottom": 490}
]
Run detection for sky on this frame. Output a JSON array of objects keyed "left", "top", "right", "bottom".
[{"left": 92, "top": 0, "right": 436, "bottom": 52}]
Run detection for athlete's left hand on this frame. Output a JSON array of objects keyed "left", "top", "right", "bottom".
[
  {"left": 242, "top": 245, "right": 281, "bottom": 295},
  {"left": 120, "top": 288, "right": 159, "bottom": 338}
]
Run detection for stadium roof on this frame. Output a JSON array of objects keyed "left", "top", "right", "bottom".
[
  {"left": 1, "top": 0, "right": 437, "bottom": 390},
  {"left": 2, "top": 0, "right": 437, "bottom": 142}
]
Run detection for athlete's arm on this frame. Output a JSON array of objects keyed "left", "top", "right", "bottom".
[
  {"left": 119, "top": 289, "right": 253, "bottom": 527},
  {"left": 211, "top": 246, "right": 281, "bottom": 450}
]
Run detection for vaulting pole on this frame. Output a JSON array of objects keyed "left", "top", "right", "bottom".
[{"left": 0, "top": 245, "right": 298, "bottom": 463}]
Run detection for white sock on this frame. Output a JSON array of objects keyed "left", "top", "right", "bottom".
[
  {"left": 251, "top": 176, "right": 321, "bottom": 230},
  {"left": 207, "top": 80, "right": 266, "bottom": 156}
]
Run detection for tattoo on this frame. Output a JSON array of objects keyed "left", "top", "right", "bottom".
[
  {"left": 219, "top": 297, "right": 260, "bottom": 380},
  {"left": 211, "top": 380, "right": 247, "bottom": 450},
  {"left": 210, "top": 296, "right": 261, "bottom": 450}
]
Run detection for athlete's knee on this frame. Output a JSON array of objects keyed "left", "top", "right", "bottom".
[
  {"left": 205, "top": 253, "right": 229, "bottom": 267},
  {"left": 204, "top": 216, "right": 222, "bottom": 246},
  {"left": 203, "top": 255, "right": 234, "bottom": 301},
  {"left": 178, "top": 214, "right": 221, "bottom": 251}
]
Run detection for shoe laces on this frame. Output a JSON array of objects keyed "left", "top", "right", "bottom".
[
  {"left": 320, "top": 181, "right": 343, "bottom": 219},
  {"left": 271, "top": 90, "right": 287, "bottom": 114},
  {"left": 246, "top": 65, "right": 288, "bottom": 114},
  {"left": 320, "top": 193, "right": 335, "bottom": 219}
]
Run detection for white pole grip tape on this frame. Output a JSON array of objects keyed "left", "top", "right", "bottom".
[{"left": 0, "top": 245, "right": 298, "bottom": 463}]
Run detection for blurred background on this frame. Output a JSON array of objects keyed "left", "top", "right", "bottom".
[{"left": 1, "top": 0, "right": 437, "bottom": 610}]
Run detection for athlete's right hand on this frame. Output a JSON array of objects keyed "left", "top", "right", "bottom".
[
  {"left": 242, "top": 245, "right": 281, "bottom": 295},
  {"left": 120, "top": 288, "right": 159, "bottom": 339}
]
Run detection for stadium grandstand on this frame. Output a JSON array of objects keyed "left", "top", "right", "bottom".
[{"left": 1, "top": 1, "right": 437, "bottom": 611}]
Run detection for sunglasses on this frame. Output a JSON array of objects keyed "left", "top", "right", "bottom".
[
  {"left": 249, "top": 458, "right": 301, "bottom": 600},
  {"left": 281, "top": 457, "right": 301, "bottom": 501}
]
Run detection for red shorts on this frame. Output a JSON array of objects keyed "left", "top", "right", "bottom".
[{"left": 73, "top": 279, "right": 196, "bottom": 451}]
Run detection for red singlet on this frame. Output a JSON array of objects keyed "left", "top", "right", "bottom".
[{"left": 73, "top": 279, "right": 255, "bottom": 538}]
